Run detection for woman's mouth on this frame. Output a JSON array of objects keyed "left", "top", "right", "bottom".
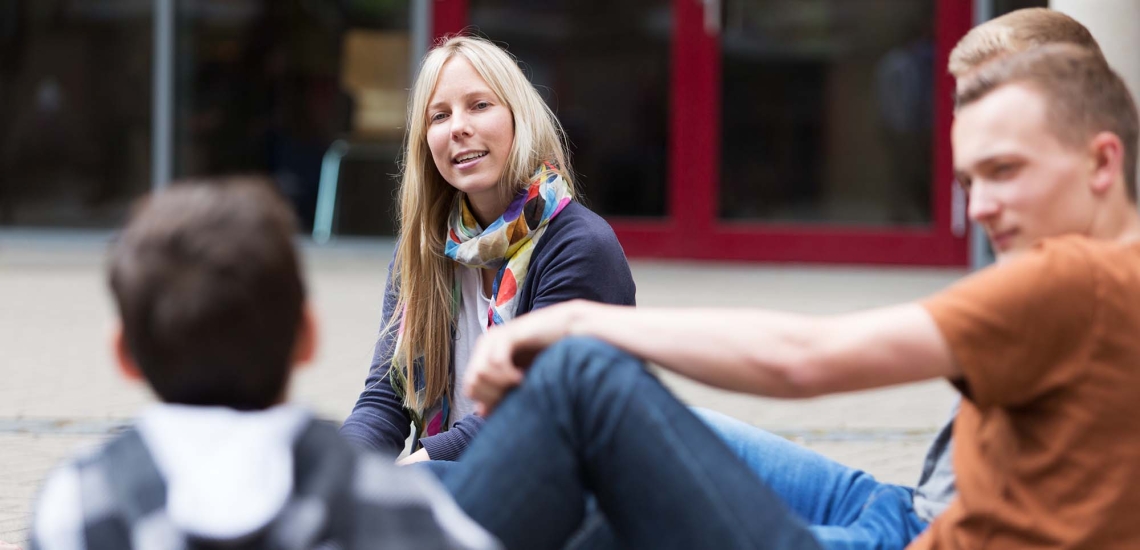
[{"left": 453, "top": 151, "right": 488, "bottom": 168}]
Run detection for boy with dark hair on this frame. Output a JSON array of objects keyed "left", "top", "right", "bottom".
[{"left": 29, "top": 179, "right": 498, "bottom": 550}]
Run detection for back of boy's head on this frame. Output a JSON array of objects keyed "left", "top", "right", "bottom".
[
  {"left": 109, "top": 178, "right": 306, "bottom": 410},
  {"left": 949, "top": 7, "right": 1104, "bottom": 78}
]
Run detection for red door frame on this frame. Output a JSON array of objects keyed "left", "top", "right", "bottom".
[{"left": 434, "top": 0, "right": 972, "bottom": 266}]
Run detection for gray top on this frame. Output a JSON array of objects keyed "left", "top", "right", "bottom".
[
  {"left": 449, "top": 265, "right": 492, "bottom": 425},
  {"left": 912, "top": 399, "right": 959, "bottom": 523}
]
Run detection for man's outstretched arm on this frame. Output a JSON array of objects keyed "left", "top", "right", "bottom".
[{"left": 465, "top": 300, "right": 958, "bottom": 414}]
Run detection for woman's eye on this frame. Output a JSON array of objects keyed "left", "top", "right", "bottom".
[
  {"left": 474, "top": 101, "right": 490, "bottom": 110},
  {"left": 430, "top": 112, "right": 448, "bottom": 123}
]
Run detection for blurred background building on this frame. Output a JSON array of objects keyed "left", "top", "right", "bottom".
[{"left": 6, "top": 0, "right": 1133, "bottom": 267}]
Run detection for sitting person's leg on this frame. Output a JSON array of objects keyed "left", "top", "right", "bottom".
[
  {"left": 564, "top": 410, "right": 926, "bottom": 550},
  {"left": 694, "top": 409, "right": 928, "bottom": 549},
  {"left": 439, "top": 336, "right": 824, "bottom": 550}
]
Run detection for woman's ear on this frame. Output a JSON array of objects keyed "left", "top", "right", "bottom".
[
  {"left": 1088, "top": 131, "right": 1126, "bottom": 196},
  {"left": 291, "top": 304, "right": 319, "bottom": 371},
  {"left": 112, "top": 324, "right": 144, "bottom": 382}
]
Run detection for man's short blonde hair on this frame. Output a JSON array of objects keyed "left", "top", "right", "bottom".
[
  {"left": 957, "top": 44, "right": 1138, "bottom": 201},
  {"left": 949, "top": 8, "right": 1104, "bottom": 78}
]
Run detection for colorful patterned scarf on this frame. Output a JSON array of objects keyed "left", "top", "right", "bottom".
[
  {"left": 445, "top": 161, "right": 573, "bottom": 326},
  {"left": 406, "top": 162, "right": 573, "bottom": 444}
]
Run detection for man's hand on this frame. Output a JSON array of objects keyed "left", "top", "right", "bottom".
[{"left": 464, "top": 300, "right": 592, "bottom": 415}]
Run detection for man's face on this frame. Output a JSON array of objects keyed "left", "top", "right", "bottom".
[{"left": 952, "top": 83, "right": 1098, "bottom": 261}]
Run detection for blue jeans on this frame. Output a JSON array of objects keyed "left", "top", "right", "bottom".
[
  {"left": 693, "top": 408, "right": 928, "bottom": 550},
  {"left": 433, "top": 337, "right": 824, "bottom": 549}
]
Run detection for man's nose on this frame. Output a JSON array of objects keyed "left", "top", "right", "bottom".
[{"left": 967, "top": 182, "right": 1001, "bottom": 222}]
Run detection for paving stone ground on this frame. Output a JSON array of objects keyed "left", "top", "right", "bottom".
[{"left": 0, "top": 231, "right": 966, "bottom": 546}]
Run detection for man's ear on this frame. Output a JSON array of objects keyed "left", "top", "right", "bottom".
[
  {"left": 112, "top": 324, "right": 144, "bottom": 382},
  {"left": 291, "top": 304, "right": 318, "bottom": 371},
  {"left": 1088, "top": 131, "right": 1125, "bottom": 196}
]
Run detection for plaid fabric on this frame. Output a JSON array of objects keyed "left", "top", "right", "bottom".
[{"left": 30, "top": 419, "right": 497, "bottom": 550}]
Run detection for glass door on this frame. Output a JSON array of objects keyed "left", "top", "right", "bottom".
[
  {"left": 0, "top": 0, "right": 153, "bottom": 228},
  {"left": 435, "top": 0, "right": 971, "bottom": 265},
  {"left": 438, "top": 0, "right": 672, "bottom": 220},
  {"left": 174, "top": 0, "right": 412, "bottom": 234},
  {"left": 702, "top": 0, "right": 970, "bottom": 264}
]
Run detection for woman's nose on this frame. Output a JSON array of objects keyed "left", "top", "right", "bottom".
[{"left": 450, "top": 112, "right": 473, "bottom": 139}]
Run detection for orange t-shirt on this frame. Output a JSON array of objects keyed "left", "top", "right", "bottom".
[{"left": 912, "top": 236, "right": 1140, "bottom": 549}]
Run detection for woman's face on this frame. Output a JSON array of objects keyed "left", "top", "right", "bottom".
[{"left": 426, "top": 56, "right": 515, "bottom": 224}]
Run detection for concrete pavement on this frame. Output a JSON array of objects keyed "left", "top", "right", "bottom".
[{"left": 0, "top": 230, "right": 965, "bottom": 545}]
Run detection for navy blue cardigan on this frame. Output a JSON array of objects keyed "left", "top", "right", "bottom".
[{"left": 339, "top": 202, "right": 636, "bottom": 460}]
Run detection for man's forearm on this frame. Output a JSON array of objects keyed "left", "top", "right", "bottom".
[
  {"left": 565, "top": 303, "right": 827, "bottom": 398},
  {"left": 562, "top": 301, "right": 955, "bottom": 398},
  {"left": 465, "top": 300, "right": 956, "bottom": 414}
]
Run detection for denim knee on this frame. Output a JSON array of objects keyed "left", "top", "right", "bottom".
[
  {"left": 523, "top": 336, "right": 652, "bottom": 422},
  {"left": 529, "top": 336, "right": 644, "bottom": 391}
]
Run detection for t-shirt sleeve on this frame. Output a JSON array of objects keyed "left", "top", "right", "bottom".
[{"left": 922, "top": 240, "right": 1100, "bottom": 409}]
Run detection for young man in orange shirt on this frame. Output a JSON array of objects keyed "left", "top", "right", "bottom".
[{"left": 439, "top": 44, "right": 1140, "bottom": 550}]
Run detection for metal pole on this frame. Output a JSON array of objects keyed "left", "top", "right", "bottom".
[
  {"left": 970, "top": 0, "right": 995, "bottom": 270},
  {"left": 152, "top": 0, "right": 175, "bottom": 189},
  {"left": 312, "top": 140, "right": 350, "bottom": 244},
  {"left": 974, "top": 0, "right": 993, "bottom": 23},
  {"left": 411, "top": 0, "right": 431, "bottom": 81}
]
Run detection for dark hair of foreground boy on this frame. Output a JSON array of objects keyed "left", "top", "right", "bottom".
[{"left": 108, "top": 179, "right": 305, "bottom": 410}]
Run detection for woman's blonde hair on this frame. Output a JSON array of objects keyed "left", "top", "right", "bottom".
[{"left": 387, "top": 35, "right": 574, "bottom": 411}]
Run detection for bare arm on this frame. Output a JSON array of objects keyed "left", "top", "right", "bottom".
[{"left": 465, "top": 300, "right": 958, "bottom": 414}]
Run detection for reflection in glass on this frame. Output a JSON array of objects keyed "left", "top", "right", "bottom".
[
  {"left": 719, "top": 0, "right": 935, "bottom": 226},
  {"left": 174, "top": 0, "right": 410, "bottom": 234},
  {"left": 468, "top": 0, "right": 671, "bottom": 218},
  {"left": 995, "top": 0, "right": 1048, "bottom": 15},
  {"left": 0, "top": 0, "right": 153, "bottom": 228}
]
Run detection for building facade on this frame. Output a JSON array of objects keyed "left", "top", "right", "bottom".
[{"left": 1, "top": 0, "right": 1080, "bottom": 265}]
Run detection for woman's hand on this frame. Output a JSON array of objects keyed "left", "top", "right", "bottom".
[
  {"left": 396, "top": 448, "right": 431, "bottom": 466},
  {"left": 463, "top": 300, "right": 593, "bottom": 415}
]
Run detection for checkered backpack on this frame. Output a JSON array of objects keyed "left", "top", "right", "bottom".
[{"left": 52, "top": 420, "right": 463, "bottom": 550}]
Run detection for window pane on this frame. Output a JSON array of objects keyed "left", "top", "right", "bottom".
[
  {"left": 0, "top": 0, "right": 153, "bottom": 228},
  {"left": 469, "top": 0, "right": 672, "bottom": 218},
  {"left": 995, "top": 0, "right": 1048, "bottom": 15},
  {"left": 174, "top": 0, "right": 410, "bottom": 234},
  {"left": 719, "top": 0, "right": 935, "bottom": 226}
]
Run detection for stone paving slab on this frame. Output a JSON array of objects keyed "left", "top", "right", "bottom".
[
  {"left": 0, "top": 231, "right": 966, "bottom": 547},
  {"left": 0, "top": 435, "right": 104, "bottom": 545}
]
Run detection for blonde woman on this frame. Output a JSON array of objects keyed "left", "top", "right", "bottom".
[{"left": 339, "top": 36, "right": 635, "bottom": 463}]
